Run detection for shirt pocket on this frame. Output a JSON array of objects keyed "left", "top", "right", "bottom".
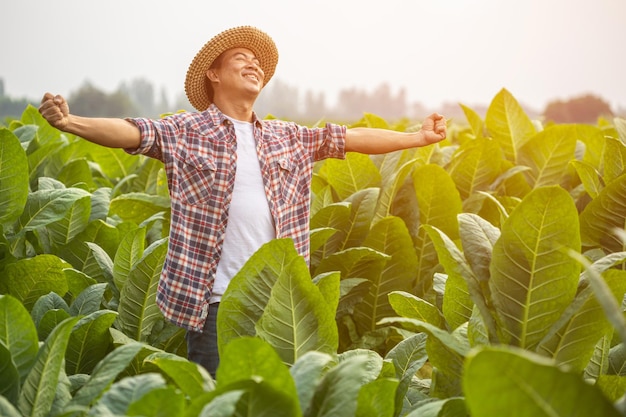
[
  {"left": 176, "top": 152, "right": 217, "bottom": 206},
  {"left": 277, "top": 157, "right": 306, "bottom": 205}
]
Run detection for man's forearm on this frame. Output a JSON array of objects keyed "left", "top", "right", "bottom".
[
  {"left": 344, "top": 127, "right": 425, "bottom": 154},
  {"left": 64, "top": 115, "right": 142, "bottom": 149}
]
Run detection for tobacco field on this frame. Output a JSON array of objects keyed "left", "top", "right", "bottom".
[{"left": 1, "top": 88, "right": 626, "bottom": 416}]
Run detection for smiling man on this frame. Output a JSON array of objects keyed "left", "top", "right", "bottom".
[{"left": 38, "top": 26, "right": 447, "bottom": 378}]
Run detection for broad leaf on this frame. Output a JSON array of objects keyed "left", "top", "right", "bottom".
[
  {"left": 2, "top": 254, "right": 70, "bottom": 310},
  {"left": 580, "top": 172, "right": 626, "bottom": 254},
  {"left": 319, "top": 152, "right": 381, "bottom": 201},
  {"left": 464, "top": 346, "right": 621, "bottom": 417},
  {"left": 116, "top": 237, "right": 167, "bottom": 341},
  {"left": 109, "top": 192, "right": 170, "bottom": 224},
  {"left": 538, "top": 270, "right": 626, "bottom": 372},
  {"left": 517, "top": 125, "right": 579, "bottom": 188},
  {"left": 290, "top": 351, "right": 335, "bottom": 415},
  {"left": 0, "top": 342, "right": 20, "bottom": 405},
  {"left": 448, "top": 137, "right": 504, "bottom": 200},
  {"left": 0, "top": 128, "right": 29, "bottom": 226},
  {"left": 113, "top": 226, "right": 146, "bottom": 291},
  {"left": 355, "top": 217, "right": 417, "bottom": 334},
  {"left": 87, "top": 373, "right": 166, "bottom": 416},
  {"left": 255, "top": 255, "right": 339, "bottom": 364},
  {"left": 66, "top": 310, "right": 117, "bottom": 374},
  {"left": 489, "top": 186, "right": 581, "bottom": 349},
  {"left": 485, "top": 88, "right": 537, "bottom": 162},
  {"left": 15, "top": 188, "right": 91, "bottom": 234},
  {"left": 69, "top": 341, "right": 144, "bottom": 408},
  {"left": 0, "top": 294, "right": 38, "bottom": 383},
  {"left": 18, "top": 316, "right": 79, "bottom": 417},
  {"left": 218, "top": 238, "right": 302, "bottom": 353},
  {"left": 144, "top": 351, "right": 215, "bottom": 398},
  {"left": 412, "top": 164, "right": 462, "bottom": 295},
  {"left": 306, "top": 349, "right": 383, "bottom": 417},
  {"left": 460, "top": 103, "right": 485, "bottom": 138},
  {"left": 216, "top": 337, "right": 302, "bottom": 417}
]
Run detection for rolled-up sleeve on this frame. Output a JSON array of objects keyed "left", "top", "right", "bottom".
[
  {"left": 311, "top": 123, "right": 347, "bottom": 161},
  {"left": 123, "top": 117, "right": 168, "bottom": 161}
]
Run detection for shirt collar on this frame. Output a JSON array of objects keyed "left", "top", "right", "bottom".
[{"left": 206, "top": 103, "right": 263, "bottom": 130}]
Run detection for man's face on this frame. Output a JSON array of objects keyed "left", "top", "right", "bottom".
[{"left": 208, "top": 47, "right": 265, "bottom": 99}]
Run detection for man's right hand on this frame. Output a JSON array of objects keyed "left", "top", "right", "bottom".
[{"left": 39, "top": 93, "right": 70, "bottom": 130}]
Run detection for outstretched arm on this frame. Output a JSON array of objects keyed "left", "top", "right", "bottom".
[
  {"left": 39, "top": 93, "right": 141, "bottom": 149},
  {"left": 345, "top": 113, "right": 446, "bottom": 154}
]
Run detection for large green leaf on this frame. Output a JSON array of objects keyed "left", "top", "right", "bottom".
[
  {"left": 306, "top": 349, "right": 383, "bottom": 417},
  {"left": 374, "top": 158, "right": 418, "bottom": 222},
  {"left": 218, "top": 238, "right": 302, "bottom": 353},
  {"left": 66, "top": 310, "right": 117, "bottom": 374},
  {"left": 57, "top": 158, "right": 96, "bottom": 190},
  {"left": 290, "top": 351, "right": 335, "bottom": 415},
  {"left": 355, "top": 377, "right": 398, "bottom": 417},
  {"left": 0, "top": 128, "right": 29, "bottom": 227},
  {"left": 115, "top": 237, "right": 167, "bottom": 341},
  {"left": 384, "top": 332, "right": 428, "bottom": 414},
  {"left": 144, "top": 351, "right": 215, "bottom": 398},
  {"left": 310, "top": 202, "right": 352, "bottom": 267},
  {"left": 18, "top": 316, "right": 79, "bottom": 417},
  {"left": 464, "top": 346, "right": 621, "bottom": 417},
  {"left": 485, "top": 88, "right": 537, "bottom": 162},
  {"left": 0, "top": 342, "right": 20, "bottom": 404},
  {"left": 109, "top": 192, "right": 170, "bottom": 224},
  {"left": 343, "top": 187, "right": 380, "bottom": 249},
  {"left": 68, "top": 341, "right": 144, "bottom": 408},
  {"left": 602, "top": 137, "right": 626, "bottom": 184},
  {"left": 216, "top": 337, "right": 301, "bottom": 417},
  {"left": 489, "top": 186, "right": 581, "bottom": 349},
  {"left": 388, "top": 291, "right": 444, "bottom": 328},
  {"left": 537, "top": 270, "right": 626, "bottom": 371},
  {"left": 87, "top": 373, "right": 167, "bottom": 416},
  {"left": 126, "top": 386, "right": 186, "bottom": 417},
  {"left": 460, "top": 103, "right": 485, "bottom": 138},
  {"left": 412, "top": 164, "right": 462, "bottom": 295},
  {"left": 1, "top": 254, "right": 70, "bottom": 311},
  {"left": 458, "top": 213, "right": 500, "bottom": 283},
  {"left": 580, "top": 172, "right": 626, "bottom": 254},
  {"left": 422, "top": 225, "right": 475, "bottom": 330},
  {"left": 381, "top": 318, "right": 469, "bottom": 398},
  {"left": 113, "top": 226, "right": 146, "bottom": 291},
  {"left": 354, "top": 217, "right": 417, "bottom": 334},
  {"left": 255, "top": 256, "right": 338, "bottom": 364},
  {"left": 80, "top": 140, "right": 140, "bottom": 180},
  {"left": 448, "top": 137, "right": 504, "bottom": 200},
  {"left": 129, "top": 157, "right": 165, "bottom": 194},
  {"left": 69, "top": 282, "right": 107, "bottom": 317},
  {"left": 41, "top": 192, "right": 91, "bottom": 251},
  {"left": 15, "top": 188, "right": 91, "bottom": 234},
  {"left": 0, "top": 295, "right": 40, "bottom": 382},
  {"left": 517, "top": 125, "right": 579, "bottom": 188},
  {"left": 319, "top": 152, "right": 382, "bottom": 201},
  {"left": 315, "top": 247, "right": 389, "bottom": 281}
]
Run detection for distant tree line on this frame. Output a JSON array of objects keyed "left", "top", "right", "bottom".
[{"left": 0, "top": 77, "right": 620, "bottom": 125}]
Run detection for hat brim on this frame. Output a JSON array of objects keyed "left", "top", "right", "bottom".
[{"left": 184, "top": 26, "right": 278, "bottom": 111}]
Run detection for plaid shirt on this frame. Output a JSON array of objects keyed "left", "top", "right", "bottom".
[{"left": 127, "top": 104, "right": 346, "bottom": 331}]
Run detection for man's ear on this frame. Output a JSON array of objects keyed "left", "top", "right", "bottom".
[{"left": 206, "top": 68, "right": 219, "bottom": 82}]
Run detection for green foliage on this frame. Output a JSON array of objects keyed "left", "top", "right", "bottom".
[{"left": 1, "top": 89, "right": 626, "bottom": 416}]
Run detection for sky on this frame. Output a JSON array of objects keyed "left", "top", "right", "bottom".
[{"left": 2, "top": 0, "right": 625, "bottom": 113}]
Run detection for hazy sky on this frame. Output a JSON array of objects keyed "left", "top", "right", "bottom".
[{"left": 2, "top": 0, "right": 625, "bottom": 112}]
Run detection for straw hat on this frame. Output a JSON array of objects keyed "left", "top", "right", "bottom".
[{"left": 184, "top": 26, "right": 279, "bottom": 111}]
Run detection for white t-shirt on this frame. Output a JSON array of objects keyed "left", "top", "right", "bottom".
[{"left": 209, "top": 117, "right": 275, "bottom": 303}]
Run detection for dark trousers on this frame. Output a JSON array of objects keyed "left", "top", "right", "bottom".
[{"left": 186, "top": 302, "right": 220, "bottom": 378}]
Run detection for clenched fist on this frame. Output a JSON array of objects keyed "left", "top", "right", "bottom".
[{"left": 39, "top": 93, "right": 70, "bottom": 130}]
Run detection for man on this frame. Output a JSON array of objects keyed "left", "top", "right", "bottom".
[{"left": 39, "top": 26, "right": 447, "bottom": 377}]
